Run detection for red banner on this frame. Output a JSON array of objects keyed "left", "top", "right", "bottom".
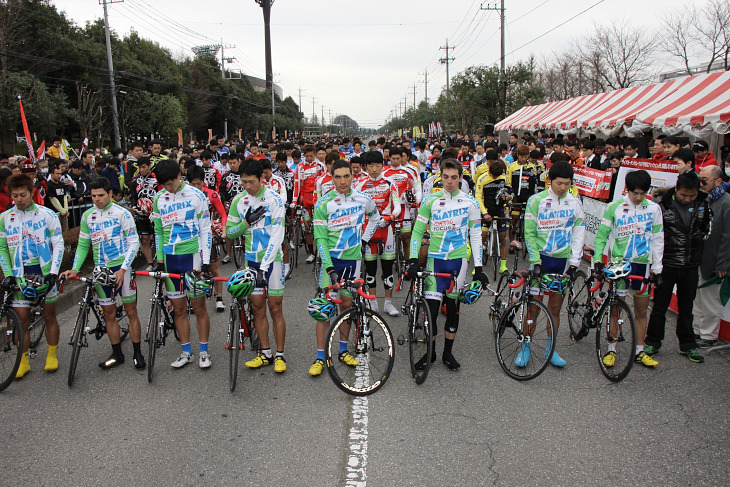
[
  {"left": 17, "top": 96, "right": 36, "bottom": 162},
  {"left": 573, "top": 166, "right": 612, "bottom": 199},
  {"left": 177, "top": 128, "right": 183, "bottom": 147}
]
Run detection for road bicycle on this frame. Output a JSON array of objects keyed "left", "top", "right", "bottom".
[
  {"left": 494, "top": 270, "right": 557, "bottom": 381},
  {"left": 0, "top": 278, "right": 24, "bottom": 392},
  {"left": 392, "top": 218, "right": 411, "bottom": 292},
  {"left": 27, "top": 300, "right": 45, "bottom": 357},
  {"left": 482, "top": 215, "right": 511, "bottom": 281},
  {"left": 322, "top": 278, "right": 395, "bottom": 396},
  {"left": 509, "top": 202, "right": 529, "bottom": 261},
  {"left": 225, "top": 291, "right": 259, "bottom": 392},
  {"left": 61, "top": 273, "right": 130, "bottom": 387},
  {"left": 566, "top": 261, "right": 643, "bottom": 382}
]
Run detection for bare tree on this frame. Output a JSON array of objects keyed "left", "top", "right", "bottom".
[
  {"left": 76, "top": 82, "right": 105, "bottom": 141},
  {"left": 535, "top": 50, "right": 602, "bottom": 101}
]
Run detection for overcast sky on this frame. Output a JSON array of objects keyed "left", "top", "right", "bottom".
[{"left": 53, "top": 0, "right": 710, "bottom": 128}]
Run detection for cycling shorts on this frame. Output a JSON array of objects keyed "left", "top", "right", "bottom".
[
  {"left": 163, "top": 253, "right": 202, "bottom": 300},
  {"left": 482, "top": 206, "right": 508, "bottom": 233},
  {"left": 247, "top": 260, "right": 285, "bottom": 297},
  {"left": 95, "top": 264, "right": 137, "bottom": 306},
  {"left": 318, "top": 258, "right": 361, "bottom": 299},
  {"left": 11, "top": 264, "right": 58, "bottom": 308},
  {"left": 530, "top": 254, "right": 568, "bottom": 296},
  {"left": 424, "top": 257, "right": 468, "bottom": 301},
  {"left": 617, "top": 262, "right": 650, "bottom": 298},
  {"left": 364, "top": 226, "right": 395, "bottom": 260},
  {"left": 135, "top": 215, "right": 153, "bottom": 235},
  {"left": 399, "top": 207, "right": 417, "bottom": 233}
]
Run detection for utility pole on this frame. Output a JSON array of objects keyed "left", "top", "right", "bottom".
[
  {"left": 254, "top": 1, "right": 275, "bottom": 89},
  {"left": 410, "top": 85, "right": 417, "bottom": 110},
  {"left": 321, "top": 105, "right": 325, "bottom": 129},
  {"left": 419, "top": 69, "right": 429, "bottom": 104},
  {"left": 271, "top": 73, "right": 277, "bottom": 140},
  {"left": 439, "top": 38, "right": 455, "bottom": 98},
  {"left": 100, "top": 0, "right": 122, "bottom": 149},
  {"left": 481, "top": 1, "right": 506, "bottom": 118},
  {"left": 298, "top": 87, "right": 306, "bottom": 114},
  {"left": 311, "top": 97, "right": 317, "bottom": 124},
  {"left": 220, "top": 39, "right": 236, "bottom": 140}
]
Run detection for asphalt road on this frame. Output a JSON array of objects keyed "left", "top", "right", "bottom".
[{"left": 4, "top": 256, "right": 729, "bottom": 486}]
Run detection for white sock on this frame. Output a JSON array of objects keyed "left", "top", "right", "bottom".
[
  {"left": 261, "top": 348, "right": 272, "bottom": 358},
  {"left": 607, "top": 343, "right": 616, "bottom": 352},
  {"left": 384, "top": 298, "right": 392, "bottom": 305},
  {"left": 635, "top": 345, "right": 644, "bottom": 355},
  {"left": 275, "top": 351, "right": 284, "bottom": 357}
]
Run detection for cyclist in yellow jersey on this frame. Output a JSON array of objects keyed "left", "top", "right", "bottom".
[{"left": 475, "top": 157, "right": 511, "bottom": 274}]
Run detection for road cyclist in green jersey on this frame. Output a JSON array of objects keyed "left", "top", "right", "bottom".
[
  {"left": 308, "top": 159, "right": 381, "bottom": 377},
  {"left": 520, "top": 160, "right": 586, "bottom": 369},
  {"left": 405, "top": 158, "right": 488, "bottom": 371},
  {"left": 593, "top": 170, "right": 664, "bottom": 368},
  {"left": 226, "top": 159, "right": 289, "bottom": 374},
  {"left": 61, "top": 178, "right": 145, "bottom": 370},
  {"left": 151, "top": 160, "right": 213, "bottom": 370},
  {"left": 0, "top": 173, "right": 64, "bottom": 379}
]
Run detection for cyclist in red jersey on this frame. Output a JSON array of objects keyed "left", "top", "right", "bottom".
[
  {"left": 314, "top": 152, "right": 338, "bottom": 205},
  {"left": 350, "top": 156, "right": 369, "bottom": 186},
  {"left": 291, "top": 144, "right": 325, "bottom": 263},
  {"left": 383, "top": 146, "right": 422, "bottom": 262}
]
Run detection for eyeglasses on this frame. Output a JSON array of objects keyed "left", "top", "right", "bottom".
[{"left": 699, "top": 178, "right": 718, "bottom": 185}]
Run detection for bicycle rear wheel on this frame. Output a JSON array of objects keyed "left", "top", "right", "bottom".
[
  {"left": 495, "top": 297, "right": 555, "bottom": 381},
  {"left": 567, "top": 270, "right": 592, "bottom": 341},
  {"left": 68, "top": 303, "right": 88, "bottom": 387},
  {"left": 490, "top": 273, "right": 512, "bottom": 334},
  {"left": 243, "top": 300, "right": 260, "bottom": 352},
  {"left": 490, "top": 228, "right": 499, "bottom": 281},
  {"left": 232, "top": 237, "right": 246, "bottom": 269},
  {"left": 313, "top": 253, "right": 322, "bottom": 285},
  {"left": 596, "top": 298, "right": 636, "bottom": 382},
  {"left": 325, "top": 307, "right": 395, "bottom": 396},
  {"left": 116, "top": 297, "right": 129, "bottom": 343},
  {"left": 228, "top": 301, "right": 241, "bottom": 392},
  {"left": 28, "top": 304, "right": 45, "bottom": 349},
  {"left": 147, "top": 300, "right": 161, "bottom": 383},
  {"left": 0, "top": 309, "right": 22, "bottom": 391},
  {"left": 292, "top": 220, "right": 302, "bottom": 269},
  {"left": 408, "top": 298, "right": 432, "bottom": 384}
]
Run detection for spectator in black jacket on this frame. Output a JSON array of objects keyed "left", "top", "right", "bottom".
[{"left": 644, "top": 173, "right": 712, "bottom": 363}]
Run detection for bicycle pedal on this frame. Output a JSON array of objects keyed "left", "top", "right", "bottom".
[
  {"left": 28, "top": 349, "right": 37, "bottom": 359},
  {"left": 396, "top": 334, "right": 406, "bottom": 345}
]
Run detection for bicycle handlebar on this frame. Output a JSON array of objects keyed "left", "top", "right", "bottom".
[
  {"left": 413, "top": 270, "right": 456, "bottom": 294},
  {"left": 134, "top": 271, "right": 182, "bottom": 279},
  {"left": 508, "top": 270, "right": 532, "bottom": 289},
  {"left": 324, "top": 279, "right": 375, "bottom": 304},
  {"left": 590, "top": 273, "right": 652, "bottom": 294}
]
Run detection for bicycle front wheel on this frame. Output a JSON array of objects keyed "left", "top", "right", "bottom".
[
  {"left": 408, "top": 298, "right": 433, "bottom": 384},
  {"left": 28, "top": 304, "right": 46, "bottom": 349},
  {"left": 147, "top": 300, "right": 161, "bottom": 383},
  {"left": 325, "top": 307, "right": 395, "bottom": 396},
  {"left": 232, "top": 237, "right": 246, "bottom": 269},
  {"left": 490, "top": 229, "right": 499, "bottom": 281},
  {"left": 567, "top": 270, "right": 592, "bottom": 341},
  {"left": 495, "top": 297, "right": 555, "bottom": 381},
  {"left": 68, "top": 302, "right": 88, "bottom": 387},
  {"left": 596, "top": 298, "right": 636, "bottom": 382},
  {"left": 116, "top": 298, "right": 129, "bottom": 343},
  {"left": 228, "top": 301, "right": 241, "bottom": 392},
  {"left": 0, "top": 309, "right": 23, "bottom": 392}
]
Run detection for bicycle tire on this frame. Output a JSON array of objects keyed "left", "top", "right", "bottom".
[
  {"left": 393, "top": 238, "right": 403, "bottom": 291},
  {"left": 242, "top": 300, "right": 260, "bottom": 352},
  {"left": 495, "top": 297, "right": 555, "bottom": 381},
  {"left": 409, "top": 298, "right": 432, "bottom": 384},
  {"left": 0, "top": 309, "right": 23, "bottom": 392},
  {"left": 232, "top": 237, "right": 246, "bottom": 269},
  {"left": 324, "top": 307, "right": 395, "bottom": 396},
  {"left": 67, "top": 302, "right": 88, "bottom": 387},
  {"left": 116, "top": 299, "right": 129, "bottom": 343},
  {"left": 147, "top": 300, "right": 161, "bottom": 383},
  {"left": 313, "top": 253, "right": 322, "bottom": 285},
  {"left": 490, "top": 273, "right": 512, "bottom": 334},
  {"left": 28, "top": 304, "right": 45, "bottom": 349},
  {"left": 293, "top": 220, "right": 302, "bottom": 269},
  {"left": 567, "top": 270, "right": 592, "bottom": 341},
  {"left": 596, "top": 297, "right": 636, "bottom": 382},
  {"left": 490, "top": 228, "right": 499, "bottom": 281},
  {"left": 228, "top": 301, "right": 240, "bottom": 392}
]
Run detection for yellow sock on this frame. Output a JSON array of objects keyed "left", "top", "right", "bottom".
[
  {"left": 499, "top": 259, "right": 508, "bottom": 273},
  {"left": 16, "top": 352, "right": 30, "bottom": 379},
  {"left": 45, "top": 345, "right": 58, "bottom": 372}
]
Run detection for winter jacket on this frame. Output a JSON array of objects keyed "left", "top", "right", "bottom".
[{"left": 654, "top": 187, "right": 712, "bottom": 269}]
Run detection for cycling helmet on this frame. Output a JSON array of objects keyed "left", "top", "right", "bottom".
[
  {"left": 137, "top": 197, "right": 153, "bottom": 216},
  {"left": 603, "top": 260, "right": 631, "bottom": 280},
  {"left": 226, "top": 269, "right": 256, "bottom": 298},
  {"left": 458, "top": 281, "right": 483, "bottom": 305},
  {"left": 184, "top": 271, "right": 212, "bottom": 297},
  {"left": 92, "top": 266, "right": 117, "bottom": 287},
  {"left": 540, "top": 274, "right": 570, "bottom": 293},
  {"left": 19, "top": 274, "right": 49, "bottom": 302},
  {"left": 211, "top": 219, "right": 224, "bottom": 238},
  {"left": 307, "top": 296, "right": 337, "bottom": 322}
]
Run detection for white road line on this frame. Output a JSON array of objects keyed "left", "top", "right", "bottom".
[{"left": 344, "top": 355, "right": 370, "bottom": 486}]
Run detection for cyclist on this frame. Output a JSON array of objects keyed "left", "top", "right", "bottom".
[
  {"left": 226, "top": 159, "right": 288, "bottom": 372},
  {"left": 405, "top": 158, "right": 487, "bottom": 370},
  {"left": 129, "top": 157, "right": 159, "bottom": 270},
  {"left": 355, "top": 151, "right": 401, "bottom": 316},
  {"left": 187, "top": 166, "right": 228, "bottom": 313},
  {"left": 507, "top": 145, "right": 538, "bottom": 251},
  {"left": 383, "top": 146, "right": 422, "bottom": 263},
  {"left": 350, "top": 156, "right": 369, "bottom": 186},
  {"left": 61, "top": 178, "right": 145, "bottom": 369},
  {"left": 291, "top": 144, "right": 325, "bottom": 264},
  {"left": 520, "top": 160, "right": 585, "bottom": 368},
  {"left": 308, "top": 159, "right": 381, "bottom": 376},
  {"left": 457, "top": 141, "right": 476, "bottom": 191},
  {"left": 475, "top": 159, "right": 511, "bottom": 275},
  {"left": 148, "top": 139, "right": 168, "bottom": 171},
  {"left": 593, "top": 170, "right": 663, "bottom": 368},
  {"left": 423, "top": 164, "right": 471, "bottom": 195},
  {"left": 0, "top": 173, "right": 63, "bottom": 378},
  {"left": 200, "top": 150, "right": 222, "bottom": 192},
  {"left": 151, "top": 160, "right": 213, "bottom": 369},
  {"left": 263, "top": 158, "right": 291, "bottom": 278},
  {"left": 219, "top": 153, "right": 245, "bottom": 264},
  {"left": 314, "top": 152, "right": 339, "bottom": 205}
]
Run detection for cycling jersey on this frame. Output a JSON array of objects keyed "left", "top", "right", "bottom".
[
  {"left": 226, "top": 186, "right": 285, "bottom": 272},
  {"left": 422, "top": 172, "right": 470, "bottom": 196},
  {"left": 475, "top": 172, "right": 509, "bottom": 215},
  {"left": 129, "top": 173, "right": 159, "bottom": 212},
  {"left": 507, "top": 161, "right": 538, "bottom": 203},
  {"left": 133, "top": 154, "right": 168, "bottom": 177},
  {"left": 202, "top": 187, "right": 227, "bottom": 225},
  {"left": 383, "top": 164, "right": 422, "bottom": 206},
  {"left": 410, "top": 190, "right": 482, "bottom": 264},
  {"left": 313, "top": 189, "right": 380, "bottom": 271},
  {"left": 201, "top": 165, "right": 222, "bottom": 192},
  {"left": 273, "top": 166, "right": 294, "bottom": 204},
  {"left": 292, "top": 160, "right": 325, "bottom": 208},
  {"left": 347, "top": 151, "right": 366, "bottom": 161},
  {"left": 73, "top": 202, "right": 139, "bottom": 271},
  {"left": 0, "top": 203, "right": 64, "bottom": 277},
  {"left": 593, "top": 195, "right": 664, "bottom": 273},
  {"left": 427, "top": 155, "right": 441, "bottom": 175},
  {"left": 352, "top": 171, "right": 369, "bottom": 186},
  {"left": 457, "top": 152, "right": 476, "bottom": 176},
  {"left": 354, "top": 174, "right": 401, "bottom": 224},
  {"left": 152, "top": 182, "right": 211, "bottom": 264},
  {"left": 524, "top": 188, "right": 585, "bottom": 267},
  {"left": 264, "top": 173, "right": 288, "bottom": 203},
  {"left": 220, "top": 171, "right": 244, "bottom": 204},
  {"left": 314, "top": 173, "right": 334, "bottom": 205},
  {"left": 473, "top": 160, "right": 492, "bottom": 182}
]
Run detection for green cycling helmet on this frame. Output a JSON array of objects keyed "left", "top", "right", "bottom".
[
  {"left": 307, "top": 296, "right": 337, "bottom": 322},
  {"left": 458, "top": 280, "right": 483, "bottom": 304},
  {"left": 185, "top": 271, "right": 212, "bottom": 297},
  {"left": 540, "top": 274, "right": 570, "bottom": 293},
  {"left": 226, "top": 269, "right": 256, "bottom": 298}
]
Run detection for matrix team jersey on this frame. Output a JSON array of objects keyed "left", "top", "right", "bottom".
[
  {"left": 152, "top": 182, "right": 211, "bottom": 264},
  {"left": 507, "top": 161, "right": 538, "bottom": 203},
  {"left": 226, "top": 186, "right": 285, "bottom": 272},
  {"left": 524, "top": 188, "right": 585, "bottom": 267},
  {"left": 411, "top": 190, "right": 483, "bottom": 264},
  {"left": 313, "top": 189, "right": 380, "bottom": 271},
  {"left": 73, "top": 202, "right": 139, "bottom": 271},
  {"left": 220, "top": 171, "right": 244, "bottom": 204},
  {"left": 354, "top": 174, "right": 401, "bottom": 224},
  {"left": 593, "top": 196, "right": 664, "bottom": 273},
  {"left": 383, "top": 164, "right": 422, "bottom": 207},
  {"left": 423, "top": 173, "right": 470, "bottom": 196},
  {"left": 475, "top": 173, "right": 510, "bottom": 215},
  {"left": 0, "top": 203, "right": 64, "bottom": 277},
  {"left": 292, "top": 160, "right": 325, "bottom": 207},
  {"left": 314, "top": 173, "right": 334, "bottom": 205}
]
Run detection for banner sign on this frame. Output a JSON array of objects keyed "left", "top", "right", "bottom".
[
  {"left": 17, "top": 96, "right": 36, "bottom": 162},
  {"left": 573, "top": 166, "right": 612, "bottom": 199},
  {"left": 177, "top": 128, "right": 183, "bottom": 147},
  {"left": 582, "top": 197, "right": 608, "bottom": 251},
  {"left": 614, "top": 158, "right": 678, "bottom": 197}
]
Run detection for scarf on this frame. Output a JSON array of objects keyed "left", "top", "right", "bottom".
[{"left": 708, "top": 181, "right": 729, "bottom": 203}]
